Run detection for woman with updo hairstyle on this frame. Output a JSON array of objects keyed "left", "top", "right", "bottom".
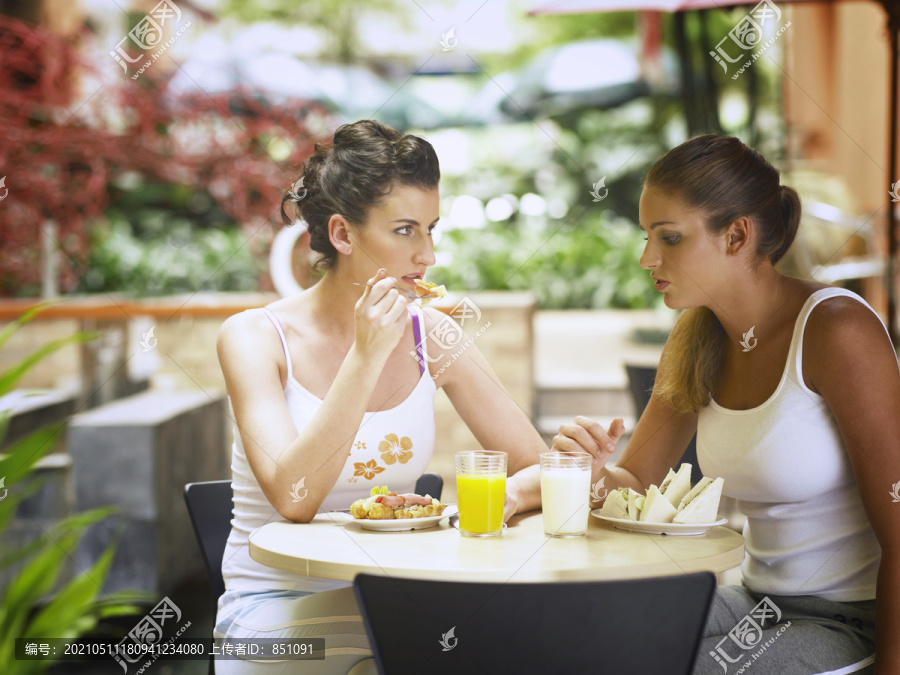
[
  {"left": 213, "top": 120, "right": 545, "bottom": 675},
  {"left": 554, "top": 136, "right": 900, "bottom": 674}
]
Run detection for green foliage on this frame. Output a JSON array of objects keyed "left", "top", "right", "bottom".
[
  {"left": 80, "top": 183, "right": 263, "bottom": 296},
  {"left": 431, "top": 100, "right": 676, "bottom": 309},
  {"left": 0, "top": 307, "right": 150, "bottom": 674},
  {"left": 430, "top": 212, "right": 662, "bottom": 310},
  {"left": 83, "top": 219, "right": 262, "bottom": 296}
]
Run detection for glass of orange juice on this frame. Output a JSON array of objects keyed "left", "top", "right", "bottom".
[{"left": 455, "top": 451, "right": 508, "bottom": 538}]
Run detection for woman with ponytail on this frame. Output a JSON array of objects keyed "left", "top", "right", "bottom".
[
  {"left": 213, "top": 120, "right": 545, "bottom": 675},
  {"left": 554, "top": 135, "right": 900, "bottom": 674}
]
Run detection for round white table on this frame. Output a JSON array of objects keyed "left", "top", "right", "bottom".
[{"left": 249, "top": 511, "right": 744, "bottom": 583}]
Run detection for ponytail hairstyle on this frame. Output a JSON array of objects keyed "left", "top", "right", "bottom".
[
  {"left": 280, "top": 120, "right": 440, "bottom": 271},
  {"left": 646, "top": 135, "right": 802, "bottom": 414}
]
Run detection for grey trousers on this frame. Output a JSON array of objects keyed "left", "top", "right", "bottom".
[{"left": 693, "top": 585, "right": 877, "bottom": 675}]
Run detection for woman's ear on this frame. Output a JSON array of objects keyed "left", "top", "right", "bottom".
[
  {"left": 725, "top": 217, "right": 752, "bottom": 255},
  {"left": 329, "top": 214, "right": 353, "bottom": 256}
]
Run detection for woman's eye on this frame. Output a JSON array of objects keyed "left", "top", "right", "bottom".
[
  {"left": 428, "top": 225, "right": 437, "bottom": 235},
  {"left": 643, "top": 236, "right": 649, "bottom": 241},
  {"left": 395, "top": 226, "right": 412, "bottom": 235},
  {"left": 663, "top": 235, "right": 680, "bottom": 245}
]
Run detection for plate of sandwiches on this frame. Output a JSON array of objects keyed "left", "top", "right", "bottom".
[
  {"left": 333, "top": 486, "right": 456, "bottom": 531},
  {"left": 591, "top": 464, "right": 726, "bottom": 536}
]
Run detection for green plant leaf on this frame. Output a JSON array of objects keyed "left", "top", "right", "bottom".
[
  {"left": 0, "top": 302, "right": 58, "bottom": 353},
  {"left": 0, "top": 425, "right": 64, "bottom": 491},
  {"left": 0, "top": 332, "right": 97, "bottom": 400},
  {"left": 0, "top": 478, "right": 46, "bottom": 557},
  {"left": 24, "top": 535, "right": 122, "bottom": 641},
  {"left": 0, "top": 507, "right": 117, "bottom": 642}
]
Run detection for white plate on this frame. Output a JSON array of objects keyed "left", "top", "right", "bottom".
[
  {"left": 591, "top": 511, "right": 728, "bottom": 536},
  {"left": 333, "top": 505, "right": 457, "bottom": 531}
]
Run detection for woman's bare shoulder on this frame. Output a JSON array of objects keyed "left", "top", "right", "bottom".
[
  {"left": 804, "top": 289, "right": 892, "bottom": 378},
  {"left": 217, "top": 308, "right": 283, "bottom": 366}
]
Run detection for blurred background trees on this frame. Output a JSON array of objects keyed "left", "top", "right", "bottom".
[{"left": 0, "top": 0, "right": 789, "bottom": 308}]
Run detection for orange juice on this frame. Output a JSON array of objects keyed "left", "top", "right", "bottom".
[{"left": 456, "top": 473, "right": 506, "bottom": 536}]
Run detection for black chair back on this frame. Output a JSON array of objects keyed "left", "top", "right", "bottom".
[
  {"left": 183, "top": 480, "right": 233, "bottom": 605},
  {"left": 414, "top": 472, "right": 443, "bottom": 500},
  {"left": 354, "top": 571, "right": 716, "bottom": 675}
]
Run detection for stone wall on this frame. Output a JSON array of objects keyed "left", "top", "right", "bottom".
[{"left": 68, "top": 390, "right": 228, "bottom": 594}]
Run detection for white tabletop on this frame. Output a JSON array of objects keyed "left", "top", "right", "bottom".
[{"left": 249, "top": 511, "right": 745, "bottom": 583}]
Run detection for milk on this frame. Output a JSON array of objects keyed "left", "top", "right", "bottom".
[{"left": 541, "top": 467, "right": 592, "bottom": 537}]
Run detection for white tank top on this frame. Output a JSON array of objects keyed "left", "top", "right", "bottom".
[
  {"left": 698, "top": 287, "right": 884, "bottom": 601},
  {"left": 221, "top": 306, "right": 437, "bottom": 594}
]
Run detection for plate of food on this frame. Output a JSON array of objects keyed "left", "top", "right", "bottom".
[
  {"left": 591, "top": 464, "right": 727, "bottom": 536},
  {"left": 334, "top": 486, "right": 456, "bottom": 531}
]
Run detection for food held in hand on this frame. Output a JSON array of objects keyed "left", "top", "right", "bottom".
[
  {"left": 598, "top": 463, "right": 724, "bottom": 525},
  {"left": 413, "top": 279, "right": 447, "bottom": 306},
  {"left": 351, "top": 486, "right": 446, "bottom": 520}
]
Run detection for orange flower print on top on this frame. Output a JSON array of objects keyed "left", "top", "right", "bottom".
[
  {"left": 379, "top": 433, "right": 414, "bottom": 465},
  {"left": 353, "top": 460, "right": 385, "bottom": 481}
]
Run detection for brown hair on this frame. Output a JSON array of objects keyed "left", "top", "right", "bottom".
[
  {"left": 280, "top": 120, "right": 440, "bottom": 270},
  {"left": 646, "top": 135, "right": 802, "bottom": 414}
]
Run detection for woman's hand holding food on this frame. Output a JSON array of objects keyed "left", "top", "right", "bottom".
[
  {"left": 354, "top": 269, "right": 410, "bottom": 364},
  {"left": 552, "top": 416, "right": 626, "bottom": 473}
]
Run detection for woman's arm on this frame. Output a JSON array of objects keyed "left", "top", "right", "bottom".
[
  {"left": 552, "top": 383, "right": 698, "bottom": 508},
  {"left": 218, "top": 272, "right": 410, "bottom": 523},
  {"left": 425, "top": 308, "right": 546, "bottom": 519},
  {"left": 805, "top": 297, "right": 900, "bottom": 675}
]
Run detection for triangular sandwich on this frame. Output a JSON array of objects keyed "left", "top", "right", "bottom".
[{"left": 673, "top": 477, "right": 724, "bottom": 524}]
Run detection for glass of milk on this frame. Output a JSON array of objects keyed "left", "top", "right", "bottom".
[{"left": 540, "top": 452, "right": 593, "bottom": 538}]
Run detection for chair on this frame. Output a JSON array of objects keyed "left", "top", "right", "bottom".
[
  {"left": 354, "top": 571, "right": 716, "bottom": 675},
  {"left": 184, "top": 480, "right": 233, "bottom": 675},
  {"left": 414, "top": 472, "right": 443, "bottom": 500},
  {"left": 184, "top": 480, "right": 233, "bottom": 605},
  {"left": 625, "top": 364, "right": 702, "bottom": 484},
  {"left": 182, "top": 473, "right": 442, "bottom": 673}
]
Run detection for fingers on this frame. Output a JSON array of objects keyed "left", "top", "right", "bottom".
[
  {"left": 384, "top": 289, "right": 411, "bottom": 325},
  {"left": 553, "top": 423, "right": 604, "bottom": 457},
  {"left": 369, "top": 275, "right": 403, "bottom": 309},
  {"left": 361, "top": 268, "right": 386, "bottom": 296},
  {"left": 552, "top": 416, "right": 623, "bottom": 466},
  {"left": 608, "top": 417, "right": 626, "bottom": 444},
  {"left": 577, "top": 416, "right": 624, "bottom": 453}
]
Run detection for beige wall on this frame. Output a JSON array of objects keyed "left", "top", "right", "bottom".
[{"left": 784, "top": 2, "right": 893, "bottom": 311}]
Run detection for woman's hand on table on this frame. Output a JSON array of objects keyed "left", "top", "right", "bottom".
[
  {"left": 502, "top": 487, "right": 520, "bottom": 523},
  {"left": 354, "top": 269, "right": 410, "bottom": 363},
  {"left": 552, "top": 416, "right": 625, "bottom": 472}
]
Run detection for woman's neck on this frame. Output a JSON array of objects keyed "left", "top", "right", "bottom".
[
  {"left": 709, "top": 272, "right": 807, "bottom": 347},
  {"left": 306, "top": 267, "right": 366, "bottom": 338}
]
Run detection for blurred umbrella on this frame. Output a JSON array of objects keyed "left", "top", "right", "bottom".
[
  {"left": 529, "top": 0, "right": 900, "bottom": 344},
  {"left": 459, "top": 72, "right": 525, "bottom": 126},
  {"left": 500, "top": 39, "right": 668, "bottom": 119}
]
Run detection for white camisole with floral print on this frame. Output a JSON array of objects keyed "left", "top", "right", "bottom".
[{"left": 221, "top": 306, "right": 437, "bottom": 595}]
